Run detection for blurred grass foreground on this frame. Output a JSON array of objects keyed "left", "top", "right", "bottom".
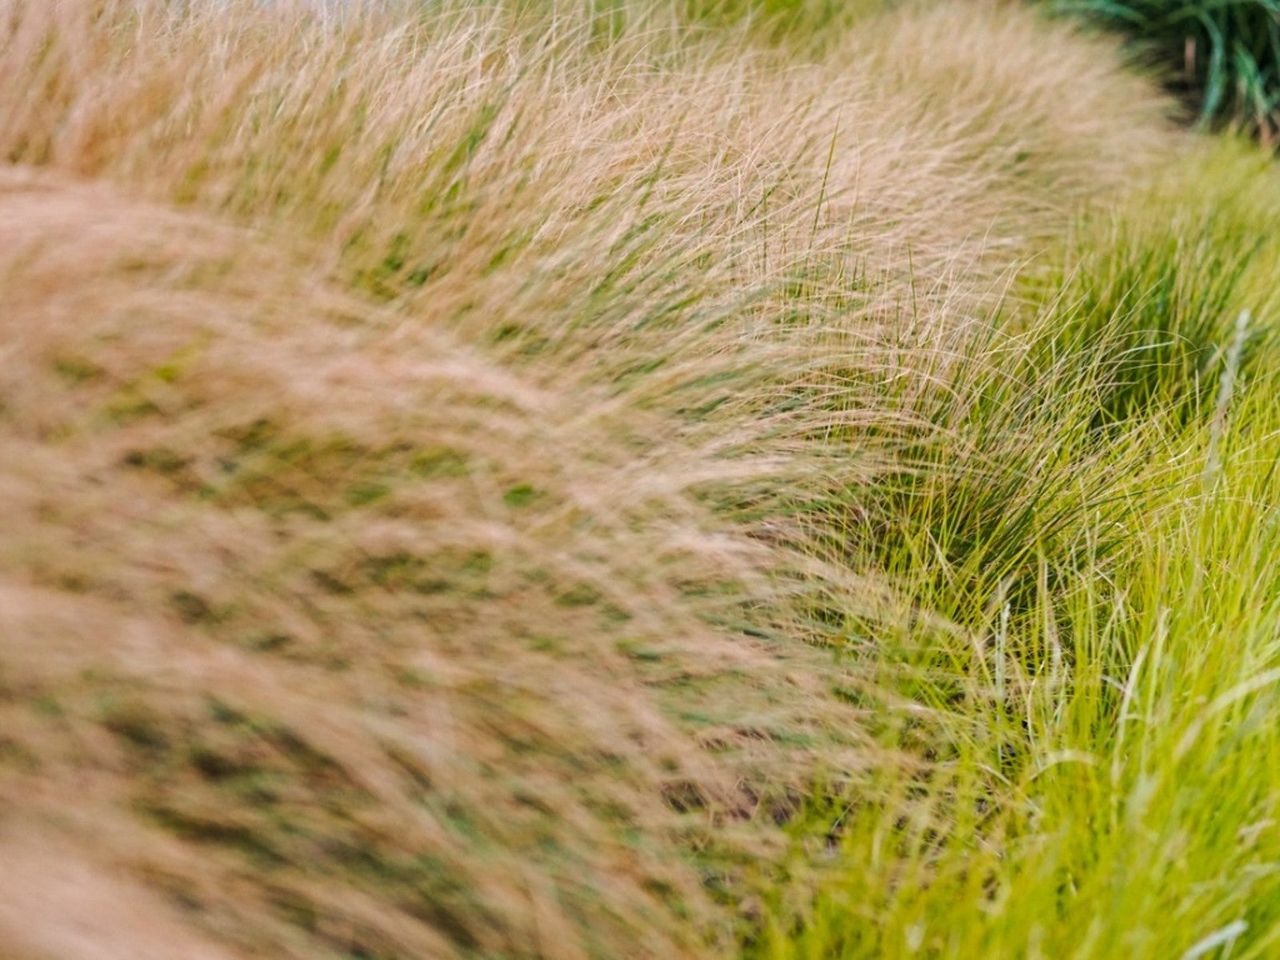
[{"left": 3, "top": 1, "right": 1280, "bottom": 958}]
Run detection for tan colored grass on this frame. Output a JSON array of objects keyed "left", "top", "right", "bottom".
[{"left": 0, "top": 1, "right": 1179, "bottom": 957}]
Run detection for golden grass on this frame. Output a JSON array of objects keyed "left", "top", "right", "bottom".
[{"left": 0, "top": 1, "right": 1182, "bottom": 957}]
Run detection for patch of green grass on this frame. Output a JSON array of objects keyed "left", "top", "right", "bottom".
[
  {"left": 680, "top": 0, "right": 875, "bottom": 39},
  {"left": 754, "top": 141, "right": 1280, "bottom": 959},
  {"left": 1051, "top": 0, "right": 1280, "bottom": 141}
]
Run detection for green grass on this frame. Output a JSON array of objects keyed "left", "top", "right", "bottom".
[
  {"left": 753, "top": 141, "right": 1280, "bottom": 959},
  {"left": 1052, "top": 0, "right": 1280, "bottom": 141}
]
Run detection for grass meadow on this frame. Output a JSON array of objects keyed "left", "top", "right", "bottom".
[{"left": 2, "top": 1, "right": 1280, "bottom": 958}]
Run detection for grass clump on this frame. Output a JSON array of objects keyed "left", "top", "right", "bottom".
[
  {"left": 2, "top": 1, "right": 1280, "bottom": 959},
  {"left": 1052, "top": 0, "right": 1280, "bottom": 141},
  {"left": 751, "top": 140, "right": 1280, "bottom": 960}
]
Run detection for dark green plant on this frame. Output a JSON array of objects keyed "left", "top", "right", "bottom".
[{"left": 1051, "top": 0, "right": 1280, "bottom": 141}]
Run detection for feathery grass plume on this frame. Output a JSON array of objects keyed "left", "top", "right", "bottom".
[
  {"left": 0, "top": 0, "right": 1253, "bottom": 958},
  {"left": 1203, "top": 308, "right": 1251, "bottom": 489}
]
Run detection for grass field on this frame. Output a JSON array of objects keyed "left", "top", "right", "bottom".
[{"left": 2, "top": 1, "right": 1280, "bottom": 958}]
